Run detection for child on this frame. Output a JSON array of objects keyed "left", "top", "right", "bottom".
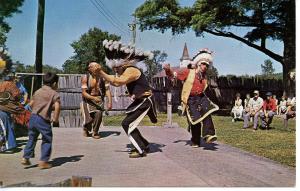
[{"left": 21, "top": 72, "right": 60, "bottom": 169}]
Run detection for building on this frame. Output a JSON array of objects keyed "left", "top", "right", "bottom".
[{"left": 179, "top": 42, "right": 191, "bottom": 68}]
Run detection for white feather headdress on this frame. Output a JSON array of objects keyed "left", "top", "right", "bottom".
[
  {"left": 103, "top": 39, "right": 154, "bottom": 68},
  {"left": 192, "top": 48, "right": 213, "bottom": 65}
]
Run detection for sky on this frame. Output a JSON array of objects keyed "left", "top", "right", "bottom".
[{"left": 5, "top": 0, "right": 284, "bottom": 76}]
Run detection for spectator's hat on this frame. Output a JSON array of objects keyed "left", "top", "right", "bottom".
[
  {"left": 253, "top": 90, "right": 259, "bottom": 94},
  {"left": 266, "top": 92, "right": 272, "bottom": 96},
  {"left": 192, "top": 48, "right": 213, "bottom": 66}
]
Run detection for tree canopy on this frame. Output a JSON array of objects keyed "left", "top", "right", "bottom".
[
  {"left": 0, "top": 0, "right": 24, "bottom": 75},
  {"left": 144, "top": 50, "right": 167, "bottom": 81},
  {"left": 62, "top": 27, "right": 120, "bottom": 74},
  {"left": 0, "top": 0, "right": 24, "bottom": 46},
  {"left": 135, "top": 0, "right": 295, "bottom": 95},
  {"left": 14, "top": 62, "right": 63, "bottom": 74},
  {"left": 261, "top": 59, "right": 275, "bottom": 76}
]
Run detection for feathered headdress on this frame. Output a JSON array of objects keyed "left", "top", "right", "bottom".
[
  {"left": 192, "top": 48, "right": 213, "bottom": 66},
  {"left": 102, "top": 39, "right": 154, "bottom": 68}
]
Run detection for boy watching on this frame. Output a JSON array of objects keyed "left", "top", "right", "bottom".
[{"left": 21, "top": 72, "right": 60, "bottom": 169}]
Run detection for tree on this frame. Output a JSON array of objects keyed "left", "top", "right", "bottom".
[
  {"left": 261, "top": 59, "right": 275, "bottom": 76},
  {"left": 15, "top": 62, "right": 62, "bottom": 74},
  {"left": 62, "top": 27, "right": 120, "bottom": 74},
  {"left": 144, "top": 50, "right": 167, "bottom": 81},
  {"left": 135, "top": 0, "right": 295, "bottom": 96},
  {"left": 0, "top": 0, "right": 24, "bottom": 76},
  {"left": 0, "top": 0, "right": 24, "bottom": 46}
]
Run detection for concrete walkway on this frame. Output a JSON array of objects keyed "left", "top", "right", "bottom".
[{"left": 0, "top": 126, "right": 295, "bottom": 187}]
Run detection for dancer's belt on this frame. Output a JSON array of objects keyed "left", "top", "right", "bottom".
[
  {"left": 189, "top": 93, "right": 205, "bottom": 97},
  {"left": 136, "top": 91, "right": 152, "bottom": 99}
]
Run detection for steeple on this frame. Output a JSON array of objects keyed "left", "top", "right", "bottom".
[
  {"left": 180, "top": 43, "right": 190, "bottom": 61},
  {"left": 179, "top": 43, "right": 191, "bottom": 68}
]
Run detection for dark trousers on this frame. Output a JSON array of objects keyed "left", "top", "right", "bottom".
[
  {"left": 188, "top": 95, "right": 216, "bottom": 145},
  {"left": 191, "top": 115, "right": 215, "bottom": 145},
  {"left": 82, "top": 100, "right": 103, "bottom": 133},
  {"left": 122, "top": 99, "right": 154, "bottom": 154},
  {"left": 23, "top": 114, "right": 52, "bottom": 162},
  {"left": 86, "top": 111, "right": 103, "bottom": 133}
]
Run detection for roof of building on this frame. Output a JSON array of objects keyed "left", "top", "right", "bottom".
[{"left": 180, "top": 43, "right": 190, "bottom": 61}]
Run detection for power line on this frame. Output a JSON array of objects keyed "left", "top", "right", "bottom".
[
  {"left": 90, "top": 0, "right": 128, "bottom": 35},
  {"left": 94, "top": 0, "right": 130, "bottom": 36},
  {"left": 89, "top": 0, "right": 130, "bottom": 37},
  {"left": 97, "top": 0, "right": 130, "bottom": 32}
]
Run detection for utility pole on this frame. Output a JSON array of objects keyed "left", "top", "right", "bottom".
[
  {"left": 34, "top": 0, "right": 45, "bottom": 91},
  {"left": 128, "top": 15, "right": 136, "bottom": 49}
]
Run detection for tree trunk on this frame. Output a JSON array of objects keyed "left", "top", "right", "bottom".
[
  {"left": 34, "top": 0, "right": 45, "bottom": 92},
  {"left": 282, "top": 0, "right": 295, "bottom": 97}
]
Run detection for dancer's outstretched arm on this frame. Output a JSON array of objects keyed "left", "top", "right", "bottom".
[{"left": 99, "top": 67, "right": 140, "bottom": 87}]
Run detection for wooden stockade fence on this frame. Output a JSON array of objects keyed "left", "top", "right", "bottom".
[
  {"left": 151, "top": 76, "right": 284, "bottom": 113},
  {"left": 16, "top": 73, "right": 132, "bottom": 128},
  {"left": 58, "top": 75, "right": 132, "bottom": 127}
]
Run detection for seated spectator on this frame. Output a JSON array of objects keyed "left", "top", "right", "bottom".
[
  {"left": 231, "top": 93, "right": 243, "bottom": 122},
  {"left": 273, "top": 95, "right": 278, "bottom": 114},
  {"left": 243, "top": 90, "right": 263, "bottom": 131},
  {"left": 283, "top": 96, "right": 296, "bottom": 128},
  {"left": 244, "top": 93, "right": 252, "bottom": 122},
  {"left": 278, "top": 95, "right": 287, "bottom": 115},
  {"left": 260, "top": 92, "right": 277, "bottom": 130}
]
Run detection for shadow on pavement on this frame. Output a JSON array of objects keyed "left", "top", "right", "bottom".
[
  {"left": 51, "top": 155, "right": 84, "bottom": 167},
  {"left": 99, "top": 131, "right": 121, "bottom": 138},
  {"left": 148, "top": 143, "right": 166, "bottom": 153},
  {"left": 24, "top": 155, "right": 84, "bottom": 169},
  {"left": 173, "top": 139, "right": 218, "bottom": 151},
  {"left": 0, "top": 139, "right": 28, "bottom": 154},
  {"left": 125, "top": 142, "right": 166, "bottom": 154}
]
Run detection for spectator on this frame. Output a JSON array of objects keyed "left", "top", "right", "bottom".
[
  {"left": 283, "top": 96, "right": 296, "bottom": 128},
  {"left": 273, "top": 95, "right": 278, "bottom": 114},
  {"left": 260, "top": 92, "right": 277, "bottom": 130},
  {"left": 244, "top": 93, "right": 251, "bottom": 111},
  {"left": 243, "top": 90, "right": 263, "bottom": 131},
  {"left": 15, "top": 76, "right": 28, "bottom": 105},
  {"left": 278, "top": 95, "right": 287, "bottom": 115},
  {"left": 231, "top": 93, "right": 243, "bottom": 122}
]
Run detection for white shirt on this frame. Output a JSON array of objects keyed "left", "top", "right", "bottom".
[{"left": 249, "top": 97, "right": 263, "bottom": 111}]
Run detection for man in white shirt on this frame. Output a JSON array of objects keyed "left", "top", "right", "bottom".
[{"left": 243, "top": 90, "right": 263, "bottom": 131}]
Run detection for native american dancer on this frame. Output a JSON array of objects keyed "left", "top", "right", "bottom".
[
  {"left": 97, "top": 40, "right": 157, "bottom": 158},
  {"left": 0, "top": 52, "right": 25, "bottom": 152},
  {"left": 81, "top": 62, "right": 112, "bottom": 139},
  {"left": 164, "top": 49, "right": 219, "bottom": 147}
]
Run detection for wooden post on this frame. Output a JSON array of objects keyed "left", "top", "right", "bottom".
[
  {"left": 30, "top": 76, "right": 35, "bottom": 98},
  {"left": 71, "top": 176, "right": 92, "bottom": 187},
  {"left": 167, "top": 92, "right": 172, "bottom": 125}
]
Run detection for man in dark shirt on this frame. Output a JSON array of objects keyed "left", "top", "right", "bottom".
[{"left": 97, "top": 39, "right": 157, "bottom": 158}]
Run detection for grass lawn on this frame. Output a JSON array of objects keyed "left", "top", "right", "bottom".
[{"left": 104, "top": 113, "right": 296, "bottom": 167}]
